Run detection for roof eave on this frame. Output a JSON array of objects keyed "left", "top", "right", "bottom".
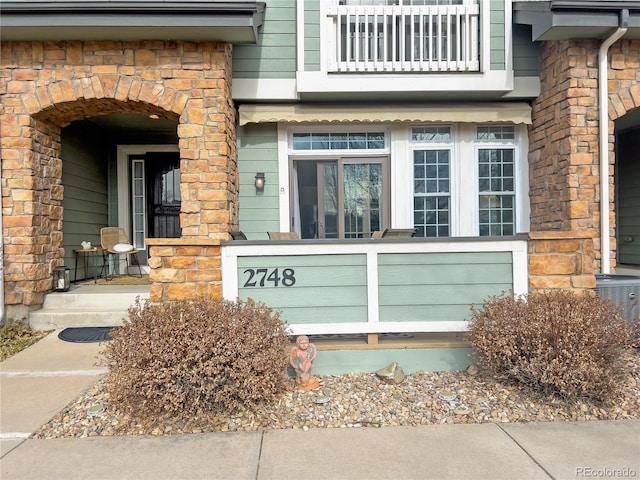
[
  {"left": 0, "top": 1, "right": 265, "bottom": 43},
  {"left": 514, "top": 1, "right": 640, "bottom": 40}
]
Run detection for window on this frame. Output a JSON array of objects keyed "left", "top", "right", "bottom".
[
  {"left": 478, "top": 148, "right": 515, "bottom": 236},
  {"left": 292, "top": 132, "right": 385, "bottom": 151},
  {"left": 285, "top": 123, "right": 524, "bottom": 240},
  {"left": 410, "top": 124, "right": 520, "bottom": 238},
  {"left": 294, "top": 157, "right": 389, "bottom": 239},
  {"left": 131, "top": 158, "right": 146, "bottom": 249},
  {"left": 411, "top": 126, "right": 452, "bottom": 237},
  {"left": 290, "top": 129, "right": 389, "bottom": 239},
  {"left": 477, "top": 126, "right": 516, "bottom": 236}
]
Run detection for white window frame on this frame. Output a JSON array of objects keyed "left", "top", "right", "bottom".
[
  {"left": 280, "top": 124, "right": 392, "bottom": 234},
  {"left": 278, "top": 122, "right": 529, "bottom": 238},
  {"left": 409, "top": 125, "right": 456, "bottom": 237},
  {"left": 407, "top": 123, "right": 529, "bottom": 237},
  {"left": 131, "top": 158, "right": 146, "bottom": 250},
  {"left": 475, "top": 129, "right": 518, "bottom": 237}
]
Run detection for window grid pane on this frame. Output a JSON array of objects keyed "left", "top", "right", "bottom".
[
  {"left": 413, "top": 149, "right": 450, "bottom": 237},
  {"left": 478, "top": 148, "right": 515, "bottom": 236},
  {"left": 292, "top": 132, "right": 385, "bottom": 151},
  {"left": 411, "top": 126, "right": 452, "bottom": 143},
  {"left": 477, "top": 125, "right": 515, "bottom": 140}
]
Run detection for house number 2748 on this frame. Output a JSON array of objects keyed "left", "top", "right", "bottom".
[{"left": 243, "top": 268, "right": 296, "bottom": 287}]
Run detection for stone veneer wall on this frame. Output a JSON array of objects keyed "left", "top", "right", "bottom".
[
  {"left": 528, "top": 39, "right": 640, "bottom": 289},
  {"left": 146, "top": 239, "right": 221, "bottom": 302},
  {"left": 528, "top": 231, "right": 596, "bottom": 290},
  {"left": 0, "top": 40, "right": 236, "bottom": 318}
]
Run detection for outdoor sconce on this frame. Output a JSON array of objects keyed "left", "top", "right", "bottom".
[
  {"left": 255, "top": 173, "right": 265, "bottom": 193},
  {"left": 53, "top": 266, "right": 71, "bottom": 292}
]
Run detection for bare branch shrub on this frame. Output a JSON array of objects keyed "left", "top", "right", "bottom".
[
  {"left": 467, "top": 290, "right": 633, "bottom": 401},
  {"left": 104, "top": 297, "right": 290, "bottom": 422}
]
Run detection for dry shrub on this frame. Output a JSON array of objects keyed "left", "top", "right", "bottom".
[
  {"left": 467, "top": 290, "right": 633, "bottom": 401},
  {"left": 104, "top": 297, "right": 290, "bottom": 422}
]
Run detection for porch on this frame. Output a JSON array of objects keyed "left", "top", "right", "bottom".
[{"left": 222, "top": 236, "right": 528, "bottom": 340}]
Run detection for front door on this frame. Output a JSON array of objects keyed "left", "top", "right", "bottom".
[
  {"left": 130, "top": 152, "right": 181, "bottom": 250},
  {"left": 147, "top": 152, "right": 181, "bottom": 238}
]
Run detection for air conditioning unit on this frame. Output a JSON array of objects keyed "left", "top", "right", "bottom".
[{"left": 595, "top": 274, "right": 640, "bottom": 323}]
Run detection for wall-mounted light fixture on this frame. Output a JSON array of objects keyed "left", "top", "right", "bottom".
[{"left": 255, "top": 173, "right": 265, "bottom": 193}]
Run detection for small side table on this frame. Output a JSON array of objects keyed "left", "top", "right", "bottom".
[{"left": 73, "top": 248, "right": 103, "bottom": 284}]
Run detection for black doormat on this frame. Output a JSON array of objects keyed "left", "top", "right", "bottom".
[{"left": 58, "top": 327, "right": 118, "bottom": 343}]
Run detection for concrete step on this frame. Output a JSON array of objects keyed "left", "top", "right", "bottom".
[{"left": 29, "top": 284, "right": 150, "bottom": 331}]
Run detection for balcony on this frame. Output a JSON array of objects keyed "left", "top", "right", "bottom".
[{"left": 327, "top": 2, "right": 480, "bottom": 74}]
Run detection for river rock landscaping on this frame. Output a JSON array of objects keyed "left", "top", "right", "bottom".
[{"left": 33, "top": 349, "right": 640, "bottom": 439}]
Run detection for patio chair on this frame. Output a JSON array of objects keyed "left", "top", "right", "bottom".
[
  {"left": 267, "top": 231, "right": 299, "bottom": 240},
  {"left": 229, "top": 230, "right": 247, "bottom": 240},
  {"left": 381, "top": 228, "right": 416, "bottom": 238},
  {"left": 100, "top": 227, "right": 142, "bottom": 278}
]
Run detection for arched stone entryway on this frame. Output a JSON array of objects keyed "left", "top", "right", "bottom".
[
  {"left": 1, "top": 40, "right": 238, "bottom": 320},
  {"left": 527, "top": 39, "right": 640, "bottom": 289}
]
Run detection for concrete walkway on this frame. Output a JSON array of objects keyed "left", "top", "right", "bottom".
[{"left": 1, "top": 332, "right": 639, "bottom": 480}]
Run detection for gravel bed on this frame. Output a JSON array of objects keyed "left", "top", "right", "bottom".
[{"left": 34, "top": 350, "right": 640, "bottom": 439}]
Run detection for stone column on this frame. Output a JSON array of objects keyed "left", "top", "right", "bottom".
[{"left": 528, "top": 231, "right": 596, "bottom": 290}]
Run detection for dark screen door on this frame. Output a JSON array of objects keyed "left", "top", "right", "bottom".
[{"left": 146, "top": 152, "right": 181, "bottom": 238}]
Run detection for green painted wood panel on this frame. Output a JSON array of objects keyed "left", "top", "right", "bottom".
[
  {"left": 378, "top": 304, "right": 477, "bottom": 322},
  {"left": 378, "top": 252, "right": 513, "bottom": 322},
  {"left": 311, "top": 347, "right": 472, "bottom": 375},
  {"left": 61, "top": 124, "right": 109, "bottom": 282},
  {"left": 237, "top": 254, "right": 368, "bottom": 324},
  {"left": 280, "top": 306, "right": 369, "bottom": 324},
  {"left": 490, "top": 0, "right": 506, "bottom": 70},
  {"left": 378, "top": 252, "right": 512, "bottom": 266},
  {"left": 379, "top": 283, "right": 511, "bottom": 306},
  {"left": 304, "top": 0, "right": 321, "bottom": 71},
  {"left": 513, "top": 24, "right": 539, "bottom": 77},
  {"left": 237, "top": 123, "right": 280, "bottom": 239},
  {"left": 378, "top": 263, "right": 513, "bottom": 285},
  {"left": 233, "top": 0, "right": 297, "bottom": 79}
]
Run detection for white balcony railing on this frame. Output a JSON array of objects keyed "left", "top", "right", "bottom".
[{"left": 327, "top": 2, "right": 480, "bottom": 73}]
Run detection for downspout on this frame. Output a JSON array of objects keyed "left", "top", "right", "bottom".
[
  {"left": 598, "top": 9, "right": 628, "bottom": 274},
  {"left": 0, "top": 159, "right": 4, "bottom": 322}
]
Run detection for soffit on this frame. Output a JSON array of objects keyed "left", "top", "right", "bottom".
[
  {"left": 514, "top": 1, "right": 640, "bottom": 40},
  {"left": 0, "top": 1, "right": 265, "bottom": 43},
  {"left": 238, "top": 103, "right": 533, "bottom": 126}
]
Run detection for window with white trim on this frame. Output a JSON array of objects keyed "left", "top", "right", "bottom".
[
  {"left": 289, "top": 129, "right": 390, "bottom": 239},
  {"left": 284, "top": 123, "right": 525, "bottom": 240},
  {"left": 411, "top": 126, "right": 452, "bottom": 237},
  {"left": 410, "top": 124, "right": 521, "bottom": 238},
  {"left": 477, "top": 126, "right": 516, "bottom": 236}
]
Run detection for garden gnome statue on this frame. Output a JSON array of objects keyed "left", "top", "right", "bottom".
[{"left": 290, "top": 335, "right": 320, "bottom": 390}]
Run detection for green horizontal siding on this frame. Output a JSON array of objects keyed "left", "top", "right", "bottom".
[
  {"left": 378, "top": 304, "right": 477, "bottom": 322},
  {"left": 238, "top": 123, "right": 280, "bottom": 240},
  {"left": 304, "top": 0, "right": 321, "bottom": 71},
  {"left": 61, "top": 125, "right": 109, "bottom": 282},
  {"left": 489, "top": 0, "right": 506, "bottom": 70},
  {"left": 378, "top": 252, "right": 513, "bottom": 322},
  {"left": 237, "top": 254, "right": 368, "bottom": 324},
  {"left": 513, "top": 24, "right": 539, "bottom": 77},
  {"left": 233, "top": 0, "right": 297, "bottom": 79}
]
